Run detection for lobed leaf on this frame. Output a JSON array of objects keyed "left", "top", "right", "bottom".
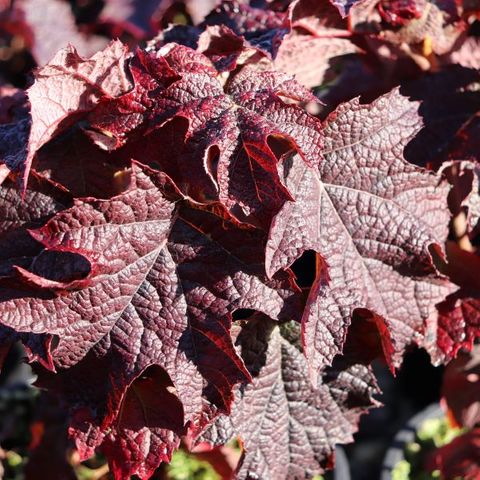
[
  {"left": 200, "top": 315, "right": 379, "bottom": 479},
  {"left": 266, "top": 89, "right": 453, "bottom": 380}
]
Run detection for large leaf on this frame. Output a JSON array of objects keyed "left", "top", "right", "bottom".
[
  {"left": 88, "top": 44, "right": 323, "bottom": 226},
  {"left": 6, "top": 40, "right": 132, "bottom": 185},
  {"left": 266, "top": 89, "right": 453, "bottom": 381},
  {"left": 199, "top": 315, "right": 379, "bottom": 479},
  {"left": 0, "top": 164, "right": 300, "bottom": 478}
]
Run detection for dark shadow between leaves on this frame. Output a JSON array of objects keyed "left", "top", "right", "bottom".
[{"left": 401, "top": 65, "right": 480, "bottom": 170}]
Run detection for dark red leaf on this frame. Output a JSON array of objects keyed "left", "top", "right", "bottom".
[
  {"left": 0, "top": 174, "right": 70, "bottom": 279},
  {"left": 435, "top": 244, "right": 480, "bottom": 362},
  {"left": 266, "top": 89, "right": 453, "bottom": 381},
  {"left": 10, "top": 40, "right": 132, "bottom": 185},
  {"left": 88, "top": 44, "right": 322, "bottom": 226},
  {"left": 101, "top": 366, "right": 185, "bottom": 480},
  {"left": 199, "top": 314, "right": 379, "bottom": 479},
  {"left": 1, "top": 163, "right": 299, "bottom": 478},
  {"left": 203, "top": 1, "right": 290, "bottom": 58},
  {"left": 33, "top": 128, "right": 131, "bottom": 199}
]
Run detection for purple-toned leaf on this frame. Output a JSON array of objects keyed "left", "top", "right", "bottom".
[
  {"left": 266, "top": 89, "right": 453, "bottom": 381},
  {"left": 1, "top": 163, "right": 300, "bottom": 478},
  {"left": 10, "top": 40, "right": 132, "bottom": 185},
  {"left": 0, "top": 174, "right": 70, "bottom": 278},
  {"left": 434, "top": 244, "right": 480, "bottom": 362},
  {"left": 437, "top": 295, "right": 480, "bottom": 363},
  {"left": 203, "top": 1, "right": 290, "bottom": 58},
  {"left": 100, "top": 366, "right": 185, "bottom": 480},
  {"left": 33, "top": 128, "right": 131, "bottom": 199},
  {"left": 199, "top": 314, "right": 379, "bottom": 479},
  {"left": 89, "top": 45, "right": 322, "bottom": 226}
]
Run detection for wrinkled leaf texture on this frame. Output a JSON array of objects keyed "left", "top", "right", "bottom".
[{"left": 0, "top": 3, "right": 471, "bottom": 478}]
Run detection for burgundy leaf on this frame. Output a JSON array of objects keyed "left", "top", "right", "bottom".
[
  {"left": 0, "top": 5, "right": 476, "bottom": 478},
  {"left": 33, "top": 128, "right": 131, "bottom": 199},
  {"left": 437, "top": 295, "right": 480, "bottom": 362},
  {"left": 435, "top": 244, "right": 480, "bottom": 362},
  {"left": 89, "top": 44, "right": 322, "bottom": 226},
  {"left": 0, "top": 174, "right": 70, "bottom": 278},
  {"left": 1, "top": 163, "right": 299, "bottom": 477},
  {"left": 203, "top": 1, "right": 290, "bottom": 58},
  {"left": 12, "top": 40, "right": 132, "bottom": 185},
  {"left": 197, "top": 25, "right": 246, "bottom": 72},
  {"left": 0, "top": 164, "right": 179, "bottom": 367},
  {"left": 199, "top": 315, "right": 379, "bottom": 479},
  {"left": 100, "top": 366, "right": 185, "bottom": 480},
  {"left": 266, "top": 89, "right": 453, "bottom": 381},
  {"left": 148, "top": 0, "right": 290, "bottom": 60}
]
